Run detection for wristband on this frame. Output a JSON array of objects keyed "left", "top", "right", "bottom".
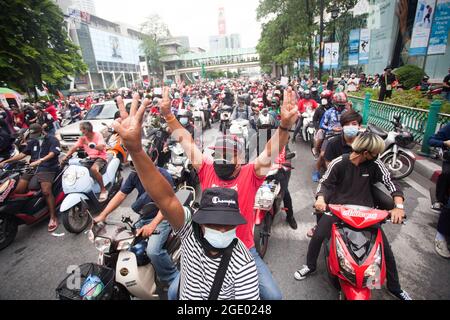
[
  {"left": 165, "top": 114, "right": 176, "bottom": 123},
  {"left": 279, "top": 125, "right": 289, "bottom": 132}
]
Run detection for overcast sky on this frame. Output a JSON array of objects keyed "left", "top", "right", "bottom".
[{"left": 95, "top": 0, "right": 262, "bottom": 50}]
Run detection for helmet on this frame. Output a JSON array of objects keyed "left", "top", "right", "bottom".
[
  {"left": 152, "top": 98, "right": 159, "bottom": 106},
  {"left": 304, "top": 89, "right": 311, "bottom": 99},
  {"left": 321, "top": 90, "right": 333, "bottom": 99},
  {"left": 311, "top": 87, "right": 318, "bottom": 94},
  {"left": 177, "top": 109, "right": 192, "bottom": 127},
  {"left": 80, "top": 275, "right": 105, "bottom": 300},
  {"left": 332, "top": 92, "right": 348, "bottom": 106}
]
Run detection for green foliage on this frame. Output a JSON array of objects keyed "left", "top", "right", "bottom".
[
  {"left": 0, "top": 0, "right": 87, "bottom": 94},
  {"left": 351, "top": 89, "right": 450, "bottom": 114},
  {"left": 393, "top": 65, "right": 426, "bottom": 90}
]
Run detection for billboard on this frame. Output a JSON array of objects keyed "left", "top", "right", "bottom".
[
  {"left": 428, "top": 0, "right": 450, "bottom": 55},
  {"left": 359, "top": 29, "right": 371, "bottom": 64},
  {"left": 409, "top": 0, "right": 437, "bottom": 56},
  {"left": 349, "top": 29, "right": 360, "bottom": 66},
  {"left": 89, "top": 27, "right": 142, "bottom": 65},
  {"left": 324, "top": 42, "right": 339, "bottom": 69}
]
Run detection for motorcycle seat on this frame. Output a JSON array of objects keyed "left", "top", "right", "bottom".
[{"left": 367, "top": 124, "right": 388, "bottom": 139}]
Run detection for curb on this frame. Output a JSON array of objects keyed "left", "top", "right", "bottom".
[{"left": 413, "top": 154, "right": 442, "bottom": 184}]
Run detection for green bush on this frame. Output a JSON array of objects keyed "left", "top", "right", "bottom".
[{"left": 392, "top": 64, "right": 426, "bottom": 89}]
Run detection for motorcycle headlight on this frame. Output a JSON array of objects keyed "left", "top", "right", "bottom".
[
  {"left": 336, "top": 238, "right": 355, "bottom": 275},
  {"left": 94, "top": 237, "right": 111, "bottom": 253},
  {"left": 63, "top": 171, "right": 77, "bottom": 186},
  {"left": 364, "top": 245, "right": 382, "bottom": 286},
  {"left": 116, "top": 238, "right": 134, "bottom": 251}
]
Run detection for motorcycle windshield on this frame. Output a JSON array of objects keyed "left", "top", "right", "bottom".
[{"left": 329, "top": 205, "right": 389, "bottom": 229}]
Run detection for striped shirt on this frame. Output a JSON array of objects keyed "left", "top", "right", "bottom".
[{"left": 175, "top": 207, "right": 260, "bottom": 300}]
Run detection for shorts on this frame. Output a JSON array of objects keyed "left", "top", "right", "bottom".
[
  {"left": 84, "top": 158, "right": 107, "bottom": 172},
  {"left": 22, "top": 171, "right": 56, "bottom": 190}
]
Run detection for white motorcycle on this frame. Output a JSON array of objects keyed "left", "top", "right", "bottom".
[
  {"left": 219, "top": 104, "right": 233, "bottom": 133},
  {"left": 59, "top": 151, "right": 122, "bottom": 233},
  {"left": 301, "top": 106, "right": 315, "bottom": 143},
  {"left": 230, "top": 118, "right": 251, "bottom": 163},
  {"left": 192, "top": 102, "right": 208, "bottom": 130},
  {"left": 56, "top": 188, "right": 194, "bottom": 300}
]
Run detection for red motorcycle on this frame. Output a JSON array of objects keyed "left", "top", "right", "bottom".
[
  {"left": 324, "top": 204, "right": 403, "bottom": 300},
  {"left": 253, "top": 148, "right": 294, "bottom": 258},
  {"left": 0, "top": 164, "right": 65, "bottom": 250}
]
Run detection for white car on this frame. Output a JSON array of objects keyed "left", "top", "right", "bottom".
[{"left": 56, "top": 99, "right": 132, "bottom": 150}]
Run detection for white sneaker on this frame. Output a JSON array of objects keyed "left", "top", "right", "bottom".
[
  {"left": 435, "top": 239, "right": 450, "bottom": 259},
  {"left": 294, "top": 265, "right": 316, "bottom": 280}
]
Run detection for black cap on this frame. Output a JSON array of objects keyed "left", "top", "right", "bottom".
[
  {"left": 29, "top": 123, "right": 42, "bottom": 138},
  {"left": 209, "top": 135, "right": 243, "bottom": 154},
  {"left": 192, "top": 188, "right": 247, "bottom": 226}
]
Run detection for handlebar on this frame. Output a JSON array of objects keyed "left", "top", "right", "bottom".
[{"left": 312, "top": 205, "right": 407, "bottom": 224}]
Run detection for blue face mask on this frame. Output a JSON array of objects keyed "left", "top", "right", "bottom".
[
  {"left": 203, "top": 227, "right": 236, "bottom": 249},
  {"left": 180, "top": 117, "right": 189, "bottom": 126},
  {"left": 343, "top": 125, "right": 359, "bottom": 138}
]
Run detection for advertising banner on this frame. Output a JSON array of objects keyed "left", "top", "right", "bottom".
[
  {"left": 359, "top": 29, "right": 371, "bottom": 64},
  {"left": 324, "top": 42, "right": 339, "bottom": 69},
  {"left": 349, "top": 29, "right": 360, "bottom": 66},
  {"left": 89, "top": 27, "right": 142, "bottom": 65},
  {"left": 409, "top": 0, "right": 437, "bottom": 56},
  {"left": 139, "top": 62, "right": 148, "bottom": 76},
  {"left": 428, "top": 0, "right": 450, "bottom": 55}
]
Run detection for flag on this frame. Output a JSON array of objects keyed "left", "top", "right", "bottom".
[{"left": 35, "top": 86, "right": 47, "bottom": 97}]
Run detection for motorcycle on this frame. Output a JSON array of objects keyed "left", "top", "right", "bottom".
[
  {"left": 192, "top": 103, "right": 208, "bottom": 130},
  {"left": 56, "top": 188, "right": 194, "bottom": 300},
  {"left": 164, "top": 139, "right": 198, "bottom": 191},
  {"left": 101, "top": 123, "right": 128, "bottom": 164},
  {"left": 210, "top": 101, "right": 220, "bottom": 123},
  {"left": 59, "top": 152, "right": 123, "bottom": 234},
  {"left": 218, "top": 105, "right": 233, "bottom": 133},
  {"left": 253, "top": 153, "right": 295, "bottom": 258},
  {"left": 0, "top": 164, "right": 65, "bottom": 250},
  {"left": 301, "top": 106, "right": 316, "bottom": 144},
  {"left": 323, "top": 204, "right": 404, "bottom": 300},
  {"left": 229, "top": 118, "right": 251, "bottom": 163},
  {"left": 367, "top": 115, "right": 416, "bottom": 180}
]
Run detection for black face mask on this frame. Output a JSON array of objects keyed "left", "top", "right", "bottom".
[{"left": 213, "top": 162, "right": 237, "bottom": 180}]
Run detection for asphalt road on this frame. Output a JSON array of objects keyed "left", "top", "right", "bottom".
[{"left": 0, "top": 123, "right": 449, "bottom": 300}]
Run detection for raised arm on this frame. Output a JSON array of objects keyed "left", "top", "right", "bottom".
[
  {"left": 113, "top": 94, "right": 185, "bottom": 230},
  {"left": 254, "top": 87, "right": 298, "bottom": 177},
  {"left": 158, "top": 88, "right": 203, "bottom": 170}
]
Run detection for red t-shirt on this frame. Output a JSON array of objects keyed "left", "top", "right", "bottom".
[
  {"left": 297, "top": 99, "right": 318, "bottom": 114},
  {"left": 198, "top": 157, "right": 265, "bottom": 249},
  {"left": 45, "top": 105, "right": 58, "bottom": 121}
]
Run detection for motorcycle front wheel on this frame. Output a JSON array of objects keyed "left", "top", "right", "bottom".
[
  {"left": 254, "top": 213, "right": 272, "bottom": 259},
  {"left": 0, "top": 215, "right": 18, "bottom": 251},
  {"left": 61, "top": 204, "right": 91, "bottom": 234},
  {"left": 381, "top": 152, "right": 414, "bottom": 180}
]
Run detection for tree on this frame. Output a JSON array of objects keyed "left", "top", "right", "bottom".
[
  {"left": 140, "top": 14, "right": 171, "bottom": 80},
  {"left": 0, "top": 0, "right": 87, "bottom": 96}
]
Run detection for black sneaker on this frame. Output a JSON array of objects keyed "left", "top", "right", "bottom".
[
  {"left": 388, "top": 289, "right": 412, "bottom": 300},
  {"left": 287, "top": 216, "right": 298, "bottom": 230}
]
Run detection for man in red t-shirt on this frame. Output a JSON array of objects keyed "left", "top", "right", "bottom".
[
  {"left": 45, "top": 102, "right": 58, "bottom": 121},
  {"left": 118, "top": 86, "right": 297, "bottom": 300},
  {"left": 292, "top": 90, "right": 318, "bottom": 143}
]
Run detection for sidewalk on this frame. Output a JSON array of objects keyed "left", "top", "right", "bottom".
[{"left": 413, "top": 151, "right": 442, "bottom": 184}]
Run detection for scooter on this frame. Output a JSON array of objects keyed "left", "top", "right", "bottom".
[
  {"left": 253, "top": 149, "right": 295, "bottom": 258},
  {"left": 323, "top": 204, "right": 404, "bottom": 300},
  {"left": 192, "top": 104, "right": 208, "bottom": 130},
  {"left": 219, "top": 105, "right": 233, "bottom": 133},
  {"left": 229, "top": 118, "right": 251, "bottom": 163},
  {"left": 367, "top": 115, "right": 416, "bottom": 180},
  {"left": 59, "top": 152, "right": 122, "bottom": 234},
  {"left": 56, "top": 188, "right": 194, "bottom": 300},
  {"left": 301, "top": 106, "right": 315, "bottom": 144},
  {"left": 164, "top": 139, "right": 198, "bottom": 191},
  {"left": 0, "top": 164, "right": 65, "bottom": 250}
]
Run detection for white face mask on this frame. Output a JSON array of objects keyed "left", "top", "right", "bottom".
[
  {"left": 321, "top": 98, "right": 328, "bottom": 106},
  {"left": 203, "top": 227, "right": 236, "bottom": 249}
]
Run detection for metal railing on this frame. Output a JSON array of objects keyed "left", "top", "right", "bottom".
[{"left": 348, "top": 93, "right": 450, "bottom": 155}]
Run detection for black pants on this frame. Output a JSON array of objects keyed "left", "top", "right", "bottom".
[
  {"left": 293, "top": 118, "right": 303, "bottom": 140},
  {"left": 308, "top": 187, "right": 400, "bottom": 292},
  {"left": 436, "top": 161, "right": 450, "bottom": 205},
  {"left": 306, "top": 214, "right": 401, "bottom": 292},
  {"left": 278, "top": 167, "right": 294, "bottom": 219},
  {"left": 378, "top": 88, "right": 392, "bottom": 101}
]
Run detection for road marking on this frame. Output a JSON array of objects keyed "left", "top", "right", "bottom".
[{"left": 404, "top": 177, "right": 430, "bottom": 198}]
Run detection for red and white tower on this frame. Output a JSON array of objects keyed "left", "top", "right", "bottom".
[{"left": 218, "top": 7, "right": 226, "bottom": 35}]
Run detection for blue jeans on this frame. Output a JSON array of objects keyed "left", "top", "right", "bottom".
[
  {"left": 135, "top": 218, "right": 179, "bottom": 284},
  {"left": 167, "top": 247, "right": 283, "bottom": 300}
]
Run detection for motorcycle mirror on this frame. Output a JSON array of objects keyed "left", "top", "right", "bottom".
[{"left": 101, "top": 122, "right": 109, "bottom": 127}]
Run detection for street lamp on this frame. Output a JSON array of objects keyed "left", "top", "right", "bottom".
[{"left": 329, "top": 5, "right": 340, "bottom": 78}]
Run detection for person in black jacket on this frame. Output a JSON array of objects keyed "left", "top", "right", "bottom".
[
  {"left": 428, "top": 122, "right": 450, "bottom": 258},
  {"left": 379, "top": 66, "right": 396, "bottom": 101},
  {"left": 293, "top": 132, "right": 412, "bottom": 300}
]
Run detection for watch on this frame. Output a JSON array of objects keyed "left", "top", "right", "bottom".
[{"left": 395, "top": 204, "right": 404, "bottom": 210}]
